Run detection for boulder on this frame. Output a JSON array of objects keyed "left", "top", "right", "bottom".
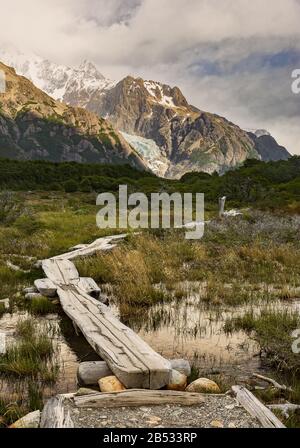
[
  {"left": 34, "top": 278, "right": 57, "bottom": 298},
  {"left": 170, "top": 359, "right": 191, "bottom": 377},
  {"left": 25, "top": 292, "right": 43, "bottom": 300},
  {"left": 77, "top": 361, "right": 113, "bottom": 386},
  {"left": 98, "top": 376, "right": 126, "bottom": 393},
  {"left": 9, "top": 410, "right": 41, "bottom": 428},
  {"left": 23, "top": 287, "right": 37, "bottom": 294},
  {"left": 75, "top": 388, "right": 99, "bottom": 397},
  {"left": 166, "top": 369, "right": 187, "bottom": 391},
  {"left": 186, "top": 378, "right": 221, "bottom": 394}
]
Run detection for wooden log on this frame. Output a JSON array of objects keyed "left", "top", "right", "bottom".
[
  {"left": 56, "top": 282, "right": 171, "bottom": 389},
  {"left": 253, "top": 373, "right": 293, "bottom": 392},
  {"left": 42, "top": 259, "right": 80, "bottom": 284},
  {"left": 218, "top": 196, "right": 226, "bottom": 217},
  {"left": 40, "top": 396, "right": 74, "bottom": 428},
  {"left": 78, "top": 359, "right": 191, "bottom": 387},
  {"left": 34, "top": 278, "right": 57, "bottom": 298},
  {"left": 52, "top": 234, "right": 127, "bottom": 261},
  {"left": 232, "top": 385, "right": 285, "bottom": 428},
  {"left": 268, "top": 403, "right": 300, "bottom": 419},
  {"left": 74, "top": 389, "right": 205, "bottom": 408}
]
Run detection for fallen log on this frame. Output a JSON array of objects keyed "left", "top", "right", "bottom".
[
  {"left": 268, "top": 403, "right": 300, "bottom": 419},
  {"left": 232, "top": 385, "right": 285, "bottom": 428},
  {"left": 52, "top": 234, "right": 127, "bottom": 261},
  {"left": 74, "top": 389, "right": 205, "bottom": 408},
  {"left": 253, "top": 373, "right": 293, "bottom": 392}
]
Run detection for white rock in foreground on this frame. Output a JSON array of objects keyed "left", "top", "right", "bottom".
[{"left": 9, "top": 410, "right": 41, "bottom": 428}]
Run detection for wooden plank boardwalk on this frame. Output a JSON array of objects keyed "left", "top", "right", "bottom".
[{"left": 39, "top": 235, "right": 171, "bottom": 390}]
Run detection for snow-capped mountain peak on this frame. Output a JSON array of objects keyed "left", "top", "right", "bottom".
[{"left": 0, "top": 47, "right": 116, "bottom": 106}]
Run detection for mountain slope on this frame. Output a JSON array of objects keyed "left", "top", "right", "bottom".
[
  {"left": 0, "top": 62, "right": 147, "bottom": 169},
  {"left": 84, "top": 76, "right": 260, "bottom": 177},
  {"left": 247, "top": 130, "right": 290, "bottom": 162}
]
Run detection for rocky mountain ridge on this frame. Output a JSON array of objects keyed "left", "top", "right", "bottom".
[{"left": 0, "top": 62, "right": 146, "bottom": 169}]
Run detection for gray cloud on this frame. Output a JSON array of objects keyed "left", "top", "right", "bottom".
[{"left": 0, "top": 0, "right": 300, "bottom": 153}]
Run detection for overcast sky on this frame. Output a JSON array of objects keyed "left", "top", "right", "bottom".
[{"left": 1, "top": 0, "right": 300, "bottom": 153}]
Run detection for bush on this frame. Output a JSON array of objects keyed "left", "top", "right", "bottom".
[{"left": 64, "top": 180, "right": 78, "bottom": 193}]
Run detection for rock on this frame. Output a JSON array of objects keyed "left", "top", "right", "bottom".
[
  {"left": 210, "top": 420, "right": 224, "bottom": 428},
  {"left": 186, "top": 378, "right": 221, "bottom": 394},
  {"left": 75, "top": 388, "right": 99, "bottom": 397},
  {"left": 0, "top": 298, "right": 10, "bottom": 310},
  {"left": 23, "top": 286, "right": 38, "bottom": 294},
  {"left": 34, "top": 278, "right": 57, "bottom": 298},
  {"left": 170, "top": 359, "right": 191, "bottom": 377},
  {"left": 228, "top": 422, "right": 236, "bottom": 428},
  {"left": 146, "top": 416, "right": 162, "bottom": 426},
  {"left": 9, "top": 410, "right": 41, "bottom": 428},
  {"left": 77, "top": 361, "right": 113, "bottom": 386},
  {"left": 25, "top": 292, "right": 43, "bottom": 300},
  {"left": 166, "top": 369, "right": 187, "bottom": 391},
  {"left": 33, "top": 260, "right": 43, "bottom": 269},
  {"left": 98, "top": 376, "right": 126, "bottom": 393},
  {"left": 225, "top": 404, "right": 236, "bottom": 410}
]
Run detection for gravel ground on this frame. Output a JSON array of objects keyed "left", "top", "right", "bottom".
[{"left": 65, "top": 394, "right": 261, "bottom": 428}]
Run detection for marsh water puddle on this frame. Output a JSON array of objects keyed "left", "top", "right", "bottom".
[{"left": 1, "top": 288, "right": 299, "bottom": 392}]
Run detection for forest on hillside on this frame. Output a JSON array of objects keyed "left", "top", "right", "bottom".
[{"left": 0, "top": 156, "right": 300, "bottom": 211}]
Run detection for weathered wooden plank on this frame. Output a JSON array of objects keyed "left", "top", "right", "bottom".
[
  {"left": 42, "top": 259, "right": 79, "bottom": 284},
  {"left": 52, "top": 234, "right": 127, "bottom": 261},
  {"left": 74, "top": 277, "right": 101, "bottom": 300},
  {"left": 40, "top": 235, "right": 171, "bottom": 390},
  {"left": 77, "top": 359, "right": 191, "bottom": 386},
  {"left": 34, "top": 278, "right": 57, "bottom": 298},
  {"left": 74, "top": 389, "right": 205, "bottom": 408},
  {"left": 56, "top": 283, "right": 171, "bottom": 389},
  {"left": 232, "top": 386, "right": 285, "bottom": 428},
  {"left": 40, "top": 396, "right": 74, "bottom": 428}
]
